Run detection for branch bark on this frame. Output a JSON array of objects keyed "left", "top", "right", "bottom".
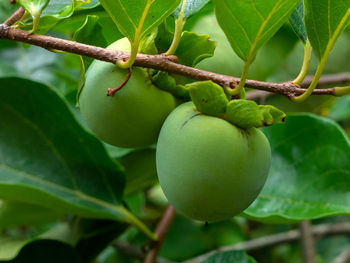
[
  {"left": 299, "top": 221, "right": 316, "bottom": 263},
  {"left": 113, "top": 222, "right": 350, "bottom": 263},
  {"left": 246, "top": 73, "right": 350, "bottom": 100},
  {"left": 183, "top": 222, "right": 350, "bottom": 263},
  {"left": 144, "top": 205, "right": 177, "bottom": 263},
  {"left": 0, "top": 25, "right": 349, "bottom": 98}
]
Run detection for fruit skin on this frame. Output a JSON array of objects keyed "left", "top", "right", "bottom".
[
  {"left": 156, "top": 102, "right": 271, "bottom": 222},
  {"left": 79, "top": 38, "right": 177, "bottom": 148}
]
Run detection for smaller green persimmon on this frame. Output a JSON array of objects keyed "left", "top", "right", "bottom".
[
  {"left": 79, "top": 38, "right": 177, "bottom": 148},
  {"left": 156, "top": 102, "right": 271, "bottom": 222}
]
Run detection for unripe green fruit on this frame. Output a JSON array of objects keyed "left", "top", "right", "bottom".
[
  {"left": 79, "top": 38, "right": 177, "bottom": 148},
  {"left": 156, "top": 102, "right": 271, "bottom": 222}
]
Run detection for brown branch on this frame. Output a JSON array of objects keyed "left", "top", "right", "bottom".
[
  {"left": 331, "top": 247, "right": 350, "bottom": 263},
  {"left": 144, "top": 205, "right": 176, "bottom": 263},
  {"left": 3, "top": 7, "right": 25, "bottom": 26},
  {"left": 10, "top": 0, "right": 17, "bottom": 4},
  {"left": 183, "top": 222, "right": 350, "bottom": 263},
  {"left": 0, "top": 25, "right": 348, "bottom": 98},
  {"left": 246, "top": 73, "right": 350, "bottom": 100},
  {"left": 299, "top": 221, "right": 316, "bottom": 263}
]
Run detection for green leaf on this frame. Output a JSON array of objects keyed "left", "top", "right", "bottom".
[
  {"left": 18, "top": 0, "right": 50, "bottom": 32},
  {"left": 0, "top": 44, "right": 79, "bottom": 95},
  {"left": 189, "top": 81, "right": 228, "bottom": 117},
  {"left": 0, "top": 201, "right": 64, "bottom": 228},
  {"left": 304, "top": 0, "right": 350, "bottom": 60},
  {"left": 173, "top": 0, "right": 209, "bottom": 19},
  {"left": 200, "top": 250, "right": 256, "bottom": 263},
  {"left": 245, "top": 114, "right": 350, "bottom": 223},
  {"left": 289, "top": 1, "right": 307, "bottom": 43},
  {"left": 176, "top": 31, "right": 216, "bottom": 66},
  {"left": 0, "top": 77, "right": 154, "bottom": 239},
  {"left": 0, "top": 239, "right": 81, "bottom": 262},
  {"left": 212, "top": 0, "right": 300, "bottom": 62},
  {"left": 99, "top": 0, "right": 181, "bottom": 42}
]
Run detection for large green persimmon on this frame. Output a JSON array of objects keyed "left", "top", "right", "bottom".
[
  {"left": 156, "top": 102, "right": 271, "bottom": 222},
  {"left": 79, "top": 38, "right": 176, "bottom": 148}
]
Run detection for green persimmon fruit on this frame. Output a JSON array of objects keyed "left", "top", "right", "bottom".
[
  {"left": 79, "top": 38, "right": 177, "bottom": 148},
  {"left": 156, "top": 102, "right": 271, "bottom": 222}
]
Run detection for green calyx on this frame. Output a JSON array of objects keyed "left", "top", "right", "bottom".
[
  {"left": 187, "top": 81, "right": 286, "bottom": 129},
  {"left": 151, "top": 71, "right": 190, "bottom": 99}
]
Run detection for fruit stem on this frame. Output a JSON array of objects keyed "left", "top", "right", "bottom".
[
  {"left": 106, "top": 67, "right": 132, "bottom": 96},
  {"left": 292, "top": 39, "right": 312, "bottom": 85},
  {"left": 165, "top": 0, "right": 187, "bottom": 56}
]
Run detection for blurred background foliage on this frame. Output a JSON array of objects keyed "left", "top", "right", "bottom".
[{"left": 0, "top": 1, "right": 350, "bottom": 263}]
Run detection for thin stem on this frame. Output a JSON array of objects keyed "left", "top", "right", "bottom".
[
  {"left": 293, "top": 8, "right": 350, "bottom": 102},
  {"left": 293, "top": 39, "right": 312, "bottom": 85},
  {"left": 299, "top": 221, "right": 316, "bottom": 263},
  {"left": 117, "top": 0, "right": 153, "bottom": 68},
  {"left": 230, "top": 61, "right": 250, "bottom": 95},
  {"left": 292, "top": 56, "right": 327, "bottom": 102},
  {"left": 144, "top": 205, "right": 176, "bottom": 263},
  {"left": 165, "top": 0, "right": 187, "bottom": 56}
]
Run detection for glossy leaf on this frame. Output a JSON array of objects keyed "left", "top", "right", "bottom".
[
  {"left": 0, "top": 77, "right": 152, "bottom": 236},
  {"left": 200, "top": 250, "right": 256, "bottom": 263},
  {"left": 0, "top": 201, "right": 63, "bottom": 228},
  {"left": 289, "top": 1, "right": 307, "bottom": 43},
  {"left": 173, "top": 0, "right": 209, "bottom": 19},
  {"left": 245, "top": 114, "right": 350, "bottom": 223},
  {"left": 0, "top": 44, "right": 79, "bottom": 95},
  {"left": 304, "top": 0, "right": 350, "bottom": 60},
  {"left": 212, "top": 0, "right": 300, "bottom": 63},
  {"left": 99, "top": 0, "right": 181, "bottom": 42}
]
